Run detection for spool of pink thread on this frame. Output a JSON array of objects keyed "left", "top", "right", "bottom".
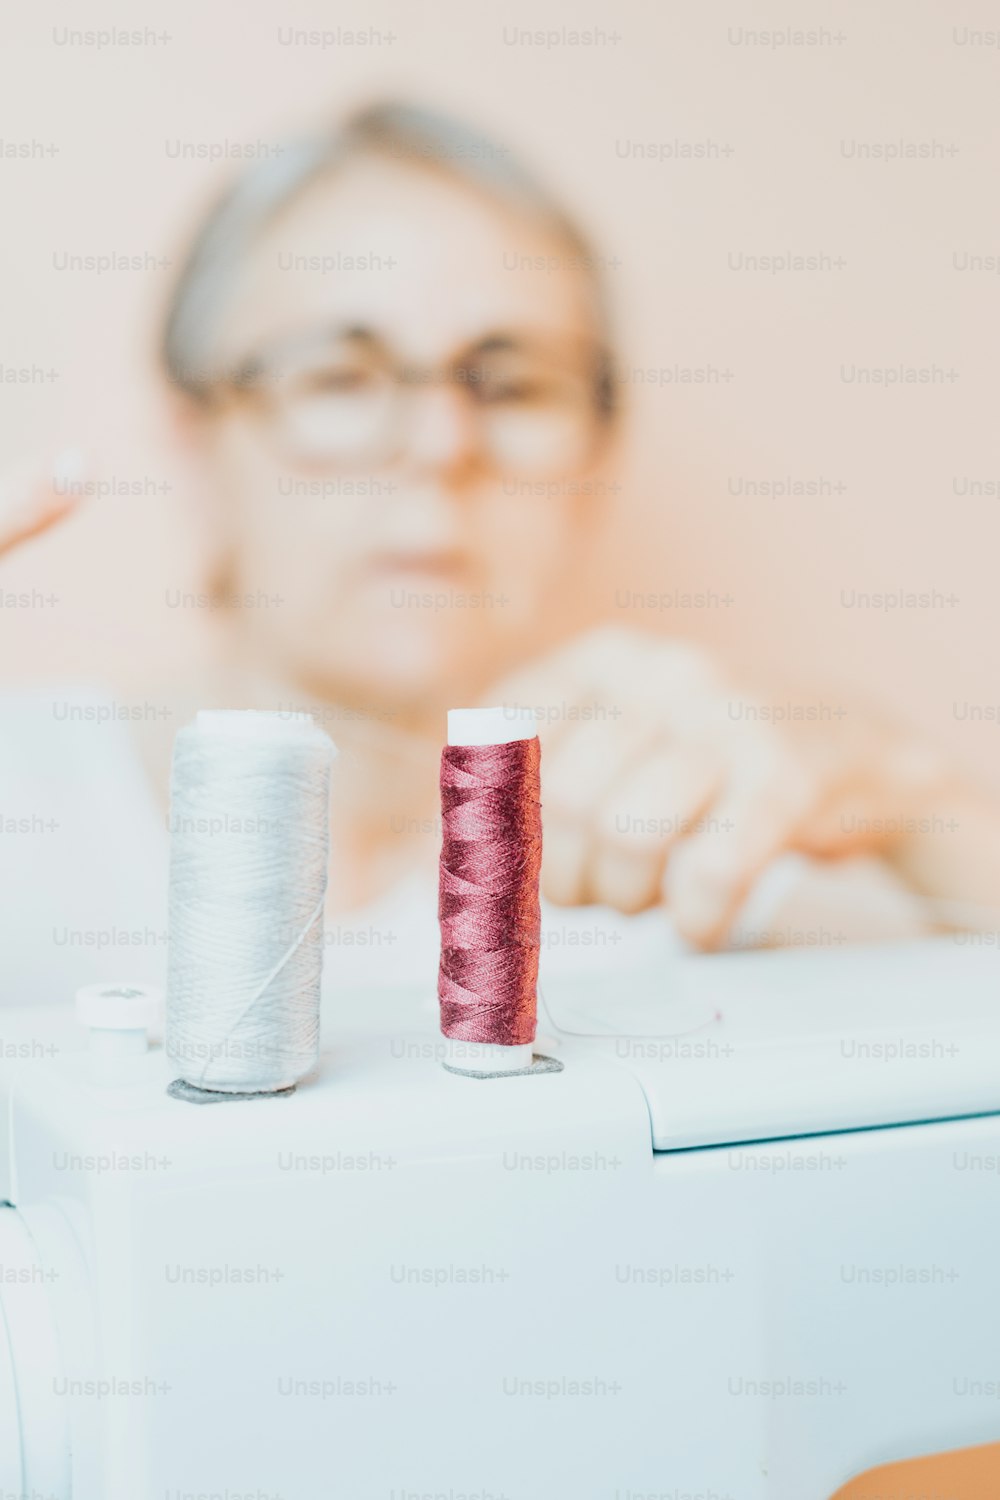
[{"left": 438, "top": 705, "right": 541, "bottom": 1076}]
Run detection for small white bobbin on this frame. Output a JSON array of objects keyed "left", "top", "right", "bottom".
[
  {"left": 442, "top": 705, "right": 537, "bottom": 1076},
  {"left": 75, "top": 983, "right": 163, "bottom": 1057}
]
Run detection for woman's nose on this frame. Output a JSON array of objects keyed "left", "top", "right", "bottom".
[{"left": 402, "top": 384, "right": 482, "bottom": 478}]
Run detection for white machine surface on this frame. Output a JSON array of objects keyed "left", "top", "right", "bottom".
[{"left": 1, "top": 940, "right": 999, "bottom": 1499}]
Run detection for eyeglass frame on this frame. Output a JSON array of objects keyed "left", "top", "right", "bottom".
[{"left": 191, "top": 323, "right": 618, "bottom": 474}]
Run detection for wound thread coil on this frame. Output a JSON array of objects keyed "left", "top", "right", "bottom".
[
  {"left": 166, "top": 710, "right": 335, "bottom": 1094},
  {"left": 438, "top": 721, "right": 542, "bottom": 1052}
]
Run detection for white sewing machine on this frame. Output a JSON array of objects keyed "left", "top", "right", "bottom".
[{"left": 2, "top": 939, "right": 999, "bottom": 1499}]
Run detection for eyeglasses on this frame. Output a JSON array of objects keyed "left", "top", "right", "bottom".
[{"left": 208, "top": 326, "right": 614, "bottom": 479}]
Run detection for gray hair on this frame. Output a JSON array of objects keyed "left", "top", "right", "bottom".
[{"left": 161, "top": 100, "right": 615, "bottom": 412}]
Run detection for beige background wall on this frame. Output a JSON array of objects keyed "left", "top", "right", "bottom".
[{"left": 2, "top": 0, "right": 999, "bottom": 785}]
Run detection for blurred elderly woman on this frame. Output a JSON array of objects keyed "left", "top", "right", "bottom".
[{"left": 2, "top": 103, "right": 994, "bottom": 1002}]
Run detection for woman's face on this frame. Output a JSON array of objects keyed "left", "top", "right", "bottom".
[{"left": 196, "top": 153, "right": 614, "bottom": 716}]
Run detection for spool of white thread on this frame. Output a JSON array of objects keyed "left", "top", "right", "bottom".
[
  {"left": 442, "top": 705, "right": 538, "bottom": 1076},
  {"left": 166, "top": 710, "right": 336, "bottom": 1094}
]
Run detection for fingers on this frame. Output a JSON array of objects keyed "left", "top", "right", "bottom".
[
  {"left": 0, "top": 450, "right": 86, "bottom": 556},
  {"left": 540, "top": 719, "right": 656, "bottom": 906},
  {"left": 483, "top": 626, "right": 825, "bottom": 945},
  {"left": 663, "top": 746, "right": 813, "bottom": 948},
  {"left": 590, "top": 749, "right": 721, "bottom": 913}
]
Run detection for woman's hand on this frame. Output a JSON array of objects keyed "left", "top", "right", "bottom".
[
  {"left": 0, "top": 451, "right": 85, "bottom": 556},
  {"left": 488, "top": 625, "right": 940, "bottom": 948}
]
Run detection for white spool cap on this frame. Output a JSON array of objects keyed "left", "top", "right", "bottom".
[
  {"left": 442, "top": 705, "right": 538, "bottom": 1075},
  {"left": 194, "top": 708, "right": 337, "bottom": 756},
  {"left": 75, "top": 983, "right": 164, "bottom": 1057},
  {"left": 447, "top": 704, "right": 537, "bottom": 747}
]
